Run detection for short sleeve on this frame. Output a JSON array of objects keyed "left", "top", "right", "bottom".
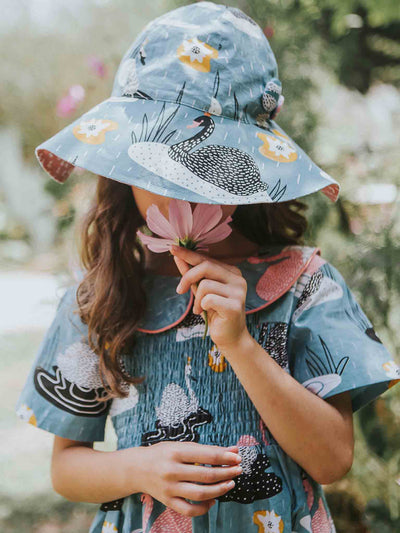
[
  {"left": 288, "top": 260, "right": 400, "bottom": 412},
  {"left": 15, "top": 284, "right": 111, "bottom": 442}
]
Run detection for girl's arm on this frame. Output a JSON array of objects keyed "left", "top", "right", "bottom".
[
  {"left": 218, "top": 335, "right": 354, "bottom": 485},
  {"left": 171, "top": 246, "right": 354, "bottom": 485},
  {"left": 51, "top": 436, "right": 147, "bottom": 503}
]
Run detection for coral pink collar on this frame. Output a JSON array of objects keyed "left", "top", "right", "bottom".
[{"left": 137, "top": 245, "right": 322, "bottom": 334}]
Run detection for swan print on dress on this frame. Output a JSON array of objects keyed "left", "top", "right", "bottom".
[
  {"left": 33, "top": 341, "right": 110, "bottom": 416},
  {"left": 216, "top": 435, "right": 282, "bottom": 504},
  {"left": 141, "top": 356, "right": 212, "bottom": 445}
]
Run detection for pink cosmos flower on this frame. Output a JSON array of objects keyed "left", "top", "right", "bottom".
[
  {"left": 137, "top": 199, "right": 233, "bottom": 339},
  {"left": 136, "top": 199, "right": 233, "bottom": 253}
]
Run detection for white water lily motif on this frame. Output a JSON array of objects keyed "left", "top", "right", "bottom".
[
  {"left": 302, "top": 374, "right": 342, "bottom": 398},
  {"left": 16, "top": 404, "right": 37, "bottom": 425},
  {"left": 101, "top": 521, "right": 118, "bottom": 533},
  {"left": 75, "top": 119, "right": 112, "bottom": 139},
  {"left": 383, "top": 360, "right": 400, "bottom": 379},
  {"left": 253, "top": 509, "right": 284, "bottom": 532},
  {"left": 180, "top": 37, "right": 214, "bottom": 64},
  {"left": 266, "top": 136, "right": 296, "bottom": 159}
]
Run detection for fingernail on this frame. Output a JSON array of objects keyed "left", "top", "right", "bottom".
[
  {"left": 226, "top": 480, "right": 235, "bottom": 488},
  {"left": 176, "top": 283, "right": 182, "bottom": 293}
]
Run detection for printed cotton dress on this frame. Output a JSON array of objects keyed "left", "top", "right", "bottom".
[{"left": 15, "top": 244, "right": 400, "bottom": 533}]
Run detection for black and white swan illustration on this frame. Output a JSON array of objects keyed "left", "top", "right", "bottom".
[
  {"left": 141, "top": 356, "right": 212, "bottom": 446},
  {"left": 128, "top": 111, "right": 273, "bottom": 203}
]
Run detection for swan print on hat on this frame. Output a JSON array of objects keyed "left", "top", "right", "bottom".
[{"left": 34, "top": 2, "right": 340, "bottom": 205}]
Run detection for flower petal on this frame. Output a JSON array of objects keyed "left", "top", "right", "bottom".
[
  {"left": 196, "top": 216, "right": 233, "bottom": 245},
  {"left": 146, "top": 204, "right": 177, "bottom": 239},
  {"left": 191, "top": 203, "right": 223, "bottom": 241},
  {"left": 136, "top": 230, "right": 175, "bottom": 253},
  {"left": 169, "top": 199, "right": 193, "bottom": 239}
]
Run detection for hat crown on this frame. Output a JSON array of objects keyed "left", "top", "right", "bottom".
[{"left": 111, "top": 2, "right": 279, "bottom": 123}]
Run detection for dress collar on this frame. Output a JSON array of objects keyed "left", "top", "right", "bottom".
[{"left": 137, "top": 244, "right": 321, "bottom": 334}]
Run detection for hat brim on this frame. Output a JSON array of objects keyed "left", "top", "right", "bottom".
[{"left": 36, "top": 96, "right": 339, "bottom": 205}]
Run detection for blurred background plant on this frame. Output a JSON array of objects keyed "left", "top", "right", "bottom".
[{"left": 1, "top": 0, "right": 399, "bottom": 531}]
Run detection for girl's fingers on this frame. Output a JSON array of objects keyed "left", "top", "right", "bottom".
[
  {"left": 170, "top": 245, "right": 241, "bottom": 275},
  {"left": 193, "top": 279, "right": 239, "bottom": 314},
  {"left": 175, "top": 463, "right": 242, "bottom": 484},
  {"left": 176, "top": 259, "right": 243, "bottom": 294},
  {"left": 173, "top": 255, "right": 190, "bottom": 277},
  {"left": 201, "top": 293, "right": 243, "bottom": 317},
  {"left": 176, "top": 443, "right": 242, "bottom": 466},
  {"left": 168, "top": 496, "right": 215, "bottom": 517},
  {"left": 174, "top": 479, "right": 236, "bottom": 502}
]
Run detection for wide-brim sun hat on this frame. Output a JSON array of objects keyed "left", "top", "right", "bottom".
[{"left": 35, "top": 1, "right": 340, "bottom": 205}]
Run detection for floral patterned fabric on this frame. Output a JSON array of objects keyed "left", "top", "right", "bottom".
[
  {"left": 34, "top": 2, "right": 340, "bottom": 206},
  {"left": 15, "top": 245, "right": 400, "bottom": 533}
]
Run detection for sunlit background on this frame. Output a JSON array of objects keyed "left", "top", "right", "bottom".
[{"left": 1, "top": 0, "right": 400, "bottom": 531}]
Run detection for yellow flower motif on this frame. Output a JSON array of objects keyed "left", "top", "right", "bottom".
[
  {"left": 101, "top": 521, "right": 118, "bottom": 533},
  {"left": 383, "top": 360, "right": 400, "bottom": 389},
  {"left": 383, "top": 360, "right": 400, "bottom": 380},
  {"left": 253, "top": 509, "right": 284, "bottom": 533},
  {"left": 72, "top": 119, "right": 118, "bottom": 145},
  {"left": 16, "top": 404, "right": 37, "bottom": 426},
  {"left": 177, "top": 37, "right": 218, "bottom": 72},
  {"left": 208, "top": 344, "right": 227, "bottom": 372},
  {"left": 256, "top": 131, "right": 297, "bottom": 163}
]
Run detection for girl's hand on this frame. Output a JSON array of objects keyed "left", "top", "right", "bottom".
[
  {"left": 140, "top": 441, "right": 243, "bottom": 517},
  {"left": 170, "top": 245, "right": 251, "bottom": 352}
]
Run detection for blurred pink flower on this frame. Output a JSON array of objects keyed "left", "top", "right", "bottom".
[
  {"left": 56, "top": 85, "right": 86, "bottom": 117},
  {"left": 136, "top": 199, "right": 232, "bottom": 253},
  {"left": 56, "top": 94, "right": 76, "bottom": 117},
  {"left": 69, "top": 84, "right": 85, "bottom": 103},
  {"left": 87, "top": 55, "right": 107, "bottom": 78}
]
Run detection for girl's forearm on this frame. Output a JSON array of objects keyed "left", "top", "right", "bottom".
[
  {"left": 220, "top": 334, "right": 353, "bottom": 485},
  {"left": 51, "top": 445, "right": 149, "bottom": 503}
]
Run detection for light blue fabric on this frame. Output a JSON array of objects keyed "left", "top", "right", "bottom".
[
  {"left": 15, "top": 245, "right": 400, "bottom": 532},
  {"left": 34, "top": 2, "right": 340, "bottom": 205}
]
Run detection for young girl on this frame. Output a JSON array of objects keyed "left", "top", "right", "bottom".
[{"left": 15, "top": 2, "right": 400, "bottom": 532}]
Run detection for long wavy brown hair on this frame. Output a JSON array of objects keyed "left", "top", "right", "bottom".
[{"left": 76, "top": 175, "right": 308, "bottom": 402}]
